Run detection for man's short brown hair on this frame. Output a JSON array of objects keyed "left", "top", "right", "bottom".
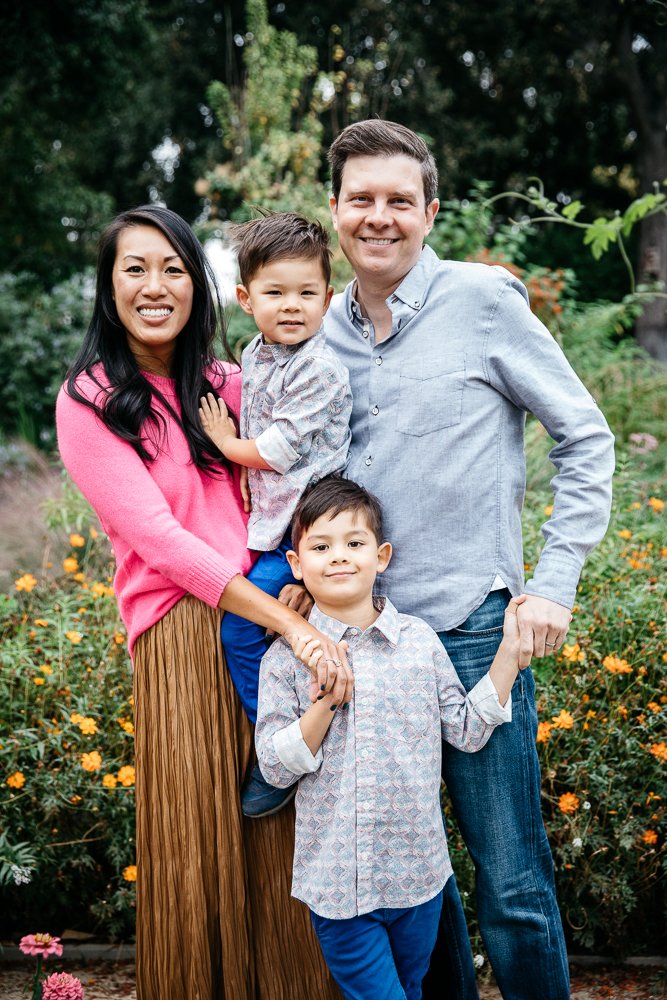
[
  {"left": 230, "top": 212, "right": 332, "bottom": 286},
  {"left": 291, "top": 474, "right": 385, "bottom": 551},
  {"left": 328, "top": 119, "right": 439, "bottom": 207}
]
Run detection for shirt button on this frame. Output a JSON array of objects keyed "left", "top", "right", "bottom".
[
  {"left": 365, "top": 456, "right": 372, "bottom": 466},
  {"left": 362, "top": 329, "right": 369, "bottom": 339},
  {"left": 371, "top": 405, "right": 379, "bottom": 415},
  {"left": 414, "top": 300, "right": 420, "bottom": 308},
  {"left": 360, "top": 749, "right": 369, "bottom": 758},
  {"left": 375, "top": 356, "right": 383, "bottom": 366}
]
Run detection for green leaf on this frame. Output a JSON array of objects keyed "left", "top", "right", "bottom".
[
  {"left": 582, "top": 216, "right": 623, "bottom": 260},
  {"left": 562, "top": 200, "right": 583, "bottom": 221}
]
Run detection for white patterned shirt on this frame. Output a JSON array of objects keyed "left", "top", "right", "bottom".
[
  {"left": 241, "top": 329, "right": 352, "bottom": 550},
  {"left": 255, "top": 598, "right": 512, "bottom": 918}
]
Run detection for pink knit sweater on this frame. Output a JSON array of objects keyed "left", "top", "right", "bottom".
[{"left": 56, "top": 364, "right": 255, "bottom": 655}]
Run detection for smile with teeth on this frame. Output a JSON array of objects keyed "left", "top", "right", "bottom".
[
  {"left": 361, "top": 237, "right": 397, "bottom": 245},
  {"left": 138, "top": 307, "right": 173, "bottom": 317}
]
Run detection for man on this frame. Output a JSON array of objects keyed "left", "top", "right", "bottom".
[{"left": 322, "top": 119, "right": 615, "bottom": 1000}]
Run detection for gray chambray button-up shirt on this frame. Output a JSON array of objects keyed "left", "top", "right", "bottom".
[
  {"left": 241, "top": 329, "right": 352, "bottom": 550},
  {"left": 323, "top": 246, "right": 615, "bottom": 631},
  {"left": 255, "top": 598, "right": 511, "bottom": 919}
]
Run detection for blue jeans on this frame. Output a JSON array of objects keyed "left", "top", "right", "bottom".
[
  {"left": 435, "top": 589, "right": 570, "bottom": 1000},
  {"left": 311, "top": 891, "right": 443, "bottom": 1000},
  {"left": 220, "top": 533, "right": 296, "bottom": 724}
]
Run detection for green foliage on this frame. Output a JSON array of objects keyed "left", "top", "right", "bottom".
[
  {"left": 1, "top": 527, "right": 136, "bottom": 940},
  {"left": 0, "top": 272, "right": 92, "bottom": 448}
]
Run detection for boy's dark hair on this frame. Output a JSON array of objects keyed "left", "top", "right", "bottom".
[
  {"left": 328, "top": 119, "right": 438, "bottom": 208},
  {"left": 230, "top": 212, "right": 332, "bottom": 286},
  {"left": 292, "top": 474, "right": 385, "bottom": 550}
]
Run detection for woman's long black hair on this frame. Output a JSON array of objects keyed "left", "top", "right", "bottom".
[{"left": 65, "top": 205, "right": 237, "bottom": 473}]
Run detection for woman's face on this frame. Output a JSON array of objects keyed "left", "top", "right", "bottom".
[{"left": 112, "top": 224, "right": 194, "bottom": 375}]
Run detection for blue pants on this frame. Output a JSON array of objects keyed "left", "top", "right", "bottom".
[
  {"left": 220, "top": 533, "right": 296, "bottom": 724},
  {"left": 425, "top": 589, "right": 570, "bottom": 1000},
  {"left": 311, "top": 891, "right": 443, "bottom": 1000}
]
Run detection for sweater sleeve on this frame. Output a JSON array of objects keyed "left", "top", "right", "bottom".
[{"left": 56, "top": 384, "right": 243, "bottom": 607}]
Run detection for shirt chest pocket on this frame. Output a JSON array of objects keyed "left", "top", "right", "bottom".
[{"left": 396, "top": 361, "right": 464, "bottom": 437}]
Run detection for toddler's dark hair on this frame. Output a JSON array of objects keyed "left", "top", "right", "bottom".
[
  {"left": 291, "top": 474, "right": 385, "bottom": 550},
  {"left": 230, "top": 212, "right": 332, "bottom": 286}
]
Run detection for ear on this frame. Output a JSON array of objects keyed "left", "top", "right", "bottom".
[
  {"left": 329, "top": 195, "right": 339, "bottom": 232},
  {"left": 322, "top": 285, "right": 334, "bottom": 315},
  {"left": 424, "top": 198, "right": 439, "bottom": 237},
  {"left": 236, "top": 284, "right": 254, "bottom": 316},
  {"left": 376, "top": 541, "right": 392, "bottom": 574},
  {"left": 286, "top": 549, "right": 303, "bottom": 581}
]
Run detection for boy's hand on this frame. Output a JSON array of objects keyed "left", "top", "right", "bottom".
[
  {"left": 199, "top": 392, "right": 238, "bottom": 450},
  {"left": 502, "top": 595, "right": 527, "bottom": 667}
]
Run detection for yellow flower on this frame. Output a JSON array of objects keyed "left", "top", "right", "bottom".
[
  {"left": 629, "top": 501, "right": 641, "bottom": 510},
  {"left": 617, "top": 529, "right": 632, "bottom": 540},
  {"left": 39, "top": 664, "right": 53, "bottom": 675},
  {"left": 102, "top": 774, "right": 118, "bottom": 789},
  {"left": 70, "top": 712, "right": 84, "bottom": 725},
  {"left": 536, "top": 721, "right": 553, "bottom": 743},
  {"left": 114, "top": 633, "right": 126, "bottom": 645},
  {"left": 642, "top": 830, "right": 658, "bottom": 845},
  {"left": 603, "top": 654, "right": 632, "bottom": 675},
  {"left": 69, "top": 533, "right": 86, "bottom": 547},
  {"left": 648, "top": 742, "right": 667, "bottom": 763},
  {"left": 121, "top": 721, "right": 134, "bottom": 735},
  {"left": 91, "top": 581, "right": 114, "bottom": 598},
  {"left": 63, "top": 557, "right": 79, "bottom": 573},
  {"left": 65, "top": 630, "right": 83, "bottom": 644},
  {"left": 78, "top": 717, "right": 98, "bottom": 735},
  {"left": 89, "top": 527, "right": 98, "bottom": 539},
  {"left": 15, "top": 573, "right": 37, "bottom": 592},
  {"left": 551, "top": 710, "right": 574, "bottom": 730},
  {"left": 33, "top": 677, "right": 45, "bottom": 686},
  {"left": 560, "top": 643, "right": 585, "bottom": 663},
  {"left": 7, "top": 771, "right": 26, "bottom": 789},
  {"left": 544, "top": 504, "right": 554, "bottom": 516},
  {"left": 559, "top": 792, "right": 580, "bottom": 814},
  {"left": 647, "top": 496, "right": 664, "bottom": 512},
  {"left": 34, "top": 619, "right": 49, "bottom": 627},
  {"left": 73, "top": 572, "right": 85, "bottom": 582},
  {"left": 117, "top": 765, "right": 136, "bottom": 787},
  {"left": 81, "top": 751, "right": 102, "bottom": 772},
  {"left": 661, "top": 548, "right": 667, "bottom": 559},
  {"left": 647, "top": 702, "right": 661, "bottom": 714},
  {"left": 123, "top": 864, "right": 137, "bottom": 882},
  {"left": 128, "top": 695, "right": 134, "bottom": 707}
]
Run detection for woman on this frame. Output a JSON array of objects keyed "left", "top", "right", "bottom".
[{"left": 56, "top": 205, "right": 347, "bottom": 999}]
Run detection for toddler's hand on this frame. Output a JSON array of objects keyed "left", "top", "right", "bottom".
[
  {"left": 503, "top": 595, "right": 526, "bottom": 664},
  {"left": 199, "top": 392, "right": 237, "bottom": 450}
]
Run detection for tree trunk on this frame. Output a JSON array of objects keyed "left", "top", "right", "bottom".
[{"left": 635, "top": 141, "right": 667, "bottom": 362}]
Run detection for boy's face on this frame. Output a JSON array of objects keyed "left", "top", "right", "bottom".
[
  {"left": 287, "top": 509, "right": 392, "bottom": 619},
  {"left": 236, "top": 256, "right": 333, "bottom": 346}
]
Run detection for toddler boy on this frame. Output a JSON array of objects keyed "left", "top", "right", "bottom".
[
  {"left": 200, "top": 213, "right": 352, "bottom": 817},
  {"left": 255, "top": 474, "right": 523, "bottom": 1000}
]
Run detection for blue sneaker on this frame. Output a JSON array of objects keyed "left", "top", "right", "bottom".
[{"left": 241, "top": 764, "right": 297, "bottom": 818}]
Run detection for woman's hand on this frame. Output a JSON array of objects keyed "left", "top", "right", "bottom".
[
  {"left": 285, "top": 632, "right": 352, "bottom": 708},
  {"left": 239, "top": 467, "right": 251, "bottom": 514}
]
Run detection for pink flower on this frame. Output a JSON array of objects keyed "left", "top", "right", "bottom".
[
  {"left": 41, "top": 971, "right": 85, "bottom": 1000},
  {"left": 19, "top": 933, "right": 64, "bottom": 958}
]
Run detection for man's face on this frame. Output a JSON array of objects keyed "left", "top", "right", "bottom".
[{"left": 329, "top": 153, "right": 439, "bottom": 292}]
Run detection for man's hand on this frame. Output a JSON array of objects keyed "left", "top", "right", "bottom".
[{"left": 516, "top": 595, "right": 572, "bottom": 667}]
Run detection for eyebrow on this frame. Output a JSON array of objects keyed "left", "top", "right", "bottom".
[
  {"left": 121, "top": 253, "right": 183, "bottom": 263},
  {"left": 307, "top": 528, "right": 372, "bottom": 540}
]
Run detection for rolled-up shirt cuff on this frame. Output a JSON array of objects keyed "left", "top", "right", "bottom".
[
  {"left": 273, "top": 719, "right": 323, "bottom": 775},
  {"left": 256, "top": 425, "right": 300, "bottom": 474},
  {"left": 468, "top": 672, "right": 513, "bottom": 724}
]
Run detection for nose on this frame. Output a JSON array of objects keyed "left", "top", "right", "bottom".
[
  {"left": 143, "top": 269, "right": 166, "bottom": 297},
  {"left": 329, "top": 545, "right": 349, "bottom": 563},
  {"left": 283, "top": 292, "right": 301, "bottom": 311},
  {"left": 365, "top": 198, "right": 391, "bottom": 227}
]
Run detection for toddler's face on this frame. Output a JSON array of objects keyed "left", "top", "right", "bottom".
[{"left": 236, "top": 256, "right": 333, "bottom": 346}]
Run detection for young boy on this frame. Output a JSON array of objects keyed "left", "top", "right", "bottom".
[
  {"left": 199, "top": 213, "right": 352, "bottom": 817},
  {"left": 254, "top": 475, "right": 523, "bottom": 1000}
]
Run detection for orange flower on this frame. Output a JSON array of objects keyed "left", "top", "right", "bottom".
[
  {"left": 559, "top": 793, "right": 580, "bottom": 814},
  {"left": 70, "top": 712, "right": 84, "bottom": 725},
  {"left": 78, "top": 717, "right": 97, "bottom": 735},
  {"left": 642, "top": 830, "right": 658, "bottom": 845},
  {"left": 15, "top": 573, "right": 38, "bottom": 592},
  {"left": 65, "top": 630, "right": 83, "bottom": 644},
  {"left": 617, "top": 529, "right": 632, "bottom": 540},
  {"left": 647, "top": 702, "right": 661, "bottom": 714},
  {"left": 560, "top": 643, "right": 584, "bottom": 664},
  {"left": 73, "top": 572, "right": 85, "bottom": 582},
  {"left": 7, "top": 771, "right": 26, "bottom": 789},
  {"left": 69, "top": 533, "right": 86, "bottom": 547},
  {"left": 91, "top": 582, "right": 114, "bottom": 598},
  {"left": 537, "top": 721, "right": 553, "bottom": 743},
  {"left": 647, "top": 496, "right": 664, "bottom": 512},
  {"left": 117, "top": 765, "right": 136, "bottom": 787},
  {"left": 123, "top": 865, "right": 137, "bottom": 882},
  {"left": 544, "top": 504, "right": 553, "bottom": 516},
  {"left": 114, "top": 633, "right": 126, "bottom": 645},
  {"left": 89, "top": 527, "right": 98, "bottom": 539},
  {"left": 603, "top": 654, "right": 632, "bottom": 675},
  {"left": 102, "top": 774, "right": 118, "bottom": 789},
  {"left": 33, "top": 677, "right": 45, "bottom": 686},
  {"left": 63, "top": 557, "right": 79, "bottom": 573},
  {"left": 551, "top": 710, "right": 574, "bottom": 730},
  {"left": 34, "top": 619, "right": 49, "bottom": 627},
  {"left": 81, "top": 751, "right": 102, "bottom": 772},
  {"left": 648, "top": 742, "right": 667, "bottom": 763}
]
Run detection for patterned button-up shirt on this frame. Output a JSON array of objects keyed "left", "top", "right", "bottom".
[
  {"left": 241, "top": 329, "right": 352, "bottom": 550},
  {"left": 255, "top": 599, "right": 511, "bottom": 918}
]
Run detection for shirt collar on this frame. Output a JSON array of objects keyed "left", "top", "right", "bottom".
[
  {"left": 308, "top": 596, "right": 402, "bottom": 647},
  {"left": 250, "top": 327, "right": 326, "bottom": 367},
  {"left": 345, "top": 244, "right": 439, "bottom": 325}
]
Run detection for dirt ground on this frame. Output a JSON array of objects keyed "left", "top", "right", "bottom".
[{"left": 0, "top": 960, "right": 665, "bottom": 999}]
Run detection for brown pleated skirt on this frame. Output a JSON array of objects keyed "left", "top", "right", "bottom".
[{"left": 133, "top": 596, "right": 342, "bottom": 1000}]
